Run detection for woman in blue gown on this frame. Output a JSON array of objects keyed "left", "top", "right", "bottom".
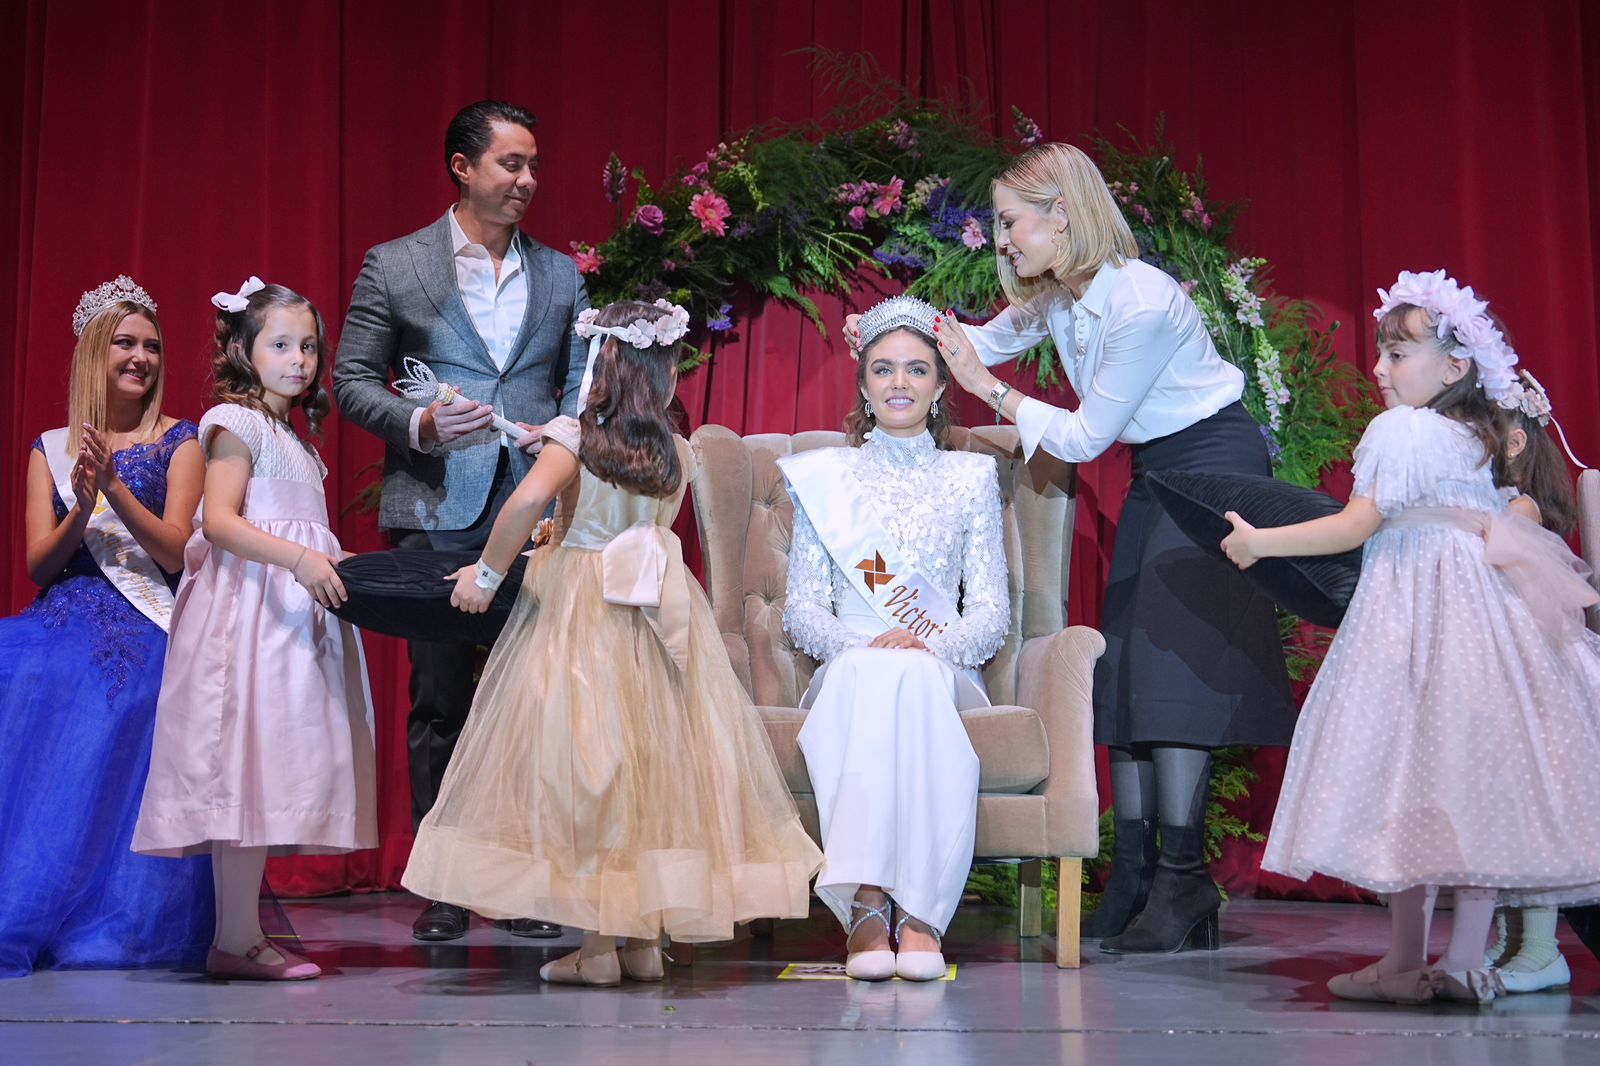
[{"left": 0, "top": 277, "right": 213, "bottom": 976}]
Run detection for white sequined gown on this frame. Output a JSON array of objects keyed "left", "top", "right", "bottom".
[
  {"left": 783, "top": 429, "right": 1009, "bottom": 934},
  {"left": 1263, "top": 406, "right": 1600, "bottom": 903}
]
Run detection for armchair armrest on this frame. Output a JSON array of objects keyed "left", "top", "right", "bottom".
[{"left": 1017, "top": 625, "right": 1105, "bottom": 859}]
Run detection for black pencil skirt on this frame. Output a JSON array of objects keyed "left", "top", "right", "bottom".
[{"left": 1091, "top": 402, "right": 1296, "bottom": 749}]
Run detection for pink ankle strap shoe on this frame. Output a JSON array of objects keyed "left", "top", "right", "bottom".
[{"left": 206, "top": 939, "right": 322, "bottom": 981}]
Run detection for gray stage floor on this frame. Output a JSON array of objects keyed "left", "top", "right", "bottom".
[{"left": 4, "top": 893, "right": 1598, "bottom": 1064}]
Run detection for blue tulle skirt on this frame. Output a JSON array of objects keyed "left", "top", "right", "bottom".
[{"left": 0, "top": 575, "right": 214, "bottom": 977}]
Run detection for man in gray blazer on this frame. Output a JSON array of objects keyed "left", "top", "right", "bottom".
[{"left": 334, "top": 100, "right": 587, "bottom": 942}]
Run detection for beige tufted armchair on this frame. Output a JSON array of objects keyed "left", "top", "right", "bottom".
[{"left": 689, "top": 423, "right": 1104, "bottom": 967}]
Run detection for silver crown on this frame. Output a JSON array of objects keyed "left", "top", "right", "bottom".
[
  {"left": 72, "top": 275, "right": 157, "bottom": 337},
  {"left": 854, "top": 294, "right": 940, "bottom": 357}
]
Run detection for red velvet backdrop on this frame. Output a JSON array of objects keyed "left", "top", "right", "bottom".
[{"left": 3, "top": 1, "right": 1597, "bottom": 900}]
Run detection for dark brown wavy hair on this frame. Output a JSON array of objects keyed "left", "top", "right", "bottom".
[
  {"left": 1375, "top": 303, "right": 1501, "bottom": 466},
  {"left": 577, "top": 301, "right": 683, "bottom": 498},
  {"left": 210, "top": 284, "right": 332, "bottom": 438},
  {"left": 1494, "top": 403, "right": 1578, "bottom": 537},
  {"left": 844, "top": 326, "right": 959, "bottom": 448}
]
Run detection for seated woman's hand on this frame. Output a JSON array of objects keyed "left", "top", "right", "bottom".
[
  {"left": 446, "top": 564, "right": 495, "bottom": 614},
  {"left": 868, "top": 627, "right": 928, "bottom": 652}
]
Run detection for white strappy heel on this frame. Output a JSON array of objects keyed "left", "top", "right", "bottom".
[
  {"left": 894, "top": 911, "right": 946, "bottom": 982},
  {"left": 845, "top": 899, "right": 896, "bottom": 981}
]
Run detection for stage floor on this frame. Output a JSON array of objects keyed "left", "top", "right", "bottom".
[{"left": 4, "top": 893, "right": 1598, "bottom": 1064}]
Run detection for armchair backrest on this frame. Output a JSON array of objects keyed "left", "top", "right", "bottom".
[{"left": 690, "top": 424, "right": 1077, "bottom": 708}]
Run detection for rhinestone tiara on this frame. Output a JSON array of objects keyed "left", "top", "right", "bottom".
[
  {"left": 854, "top": 294, "right": 939, "bottom": 358},
  {"left": 72, "top": 275, "right": 158, "bottom": 337}
]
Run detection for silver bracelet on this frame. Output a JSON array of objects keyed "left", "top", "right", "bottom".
[{"left": 473, "top": 558, "right": 506, "bottom": 592}]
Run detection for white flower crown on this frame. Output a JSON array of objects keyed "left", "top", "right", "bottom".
[
  {"left": 575, "top": 299, "right": 691, "bottom": 349},
  {"left": 1374, "top": 269, "right": 1518, "bottom": 402}
]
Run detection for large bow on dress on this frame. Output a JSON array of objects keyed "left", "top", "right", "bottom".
[
  {"left": 600, "top": 522, "right": 691, "bottom": 672},
  {"left": 1385, "top": 507, "right": 1598, "bottom": 648}
]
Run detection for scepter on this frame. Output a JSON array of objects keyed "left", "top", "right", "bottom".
[{"left": 391, "top": 357, "right": 523, "bottom": 437}]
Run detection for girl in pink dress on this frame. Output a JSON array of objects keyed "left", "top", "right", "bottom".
[
  {"left": 133, "top": 279, "right": 377, "bottom": 982},
  {"left": 1222, "top": 272, "right": 1600, "bottom": 1005}
]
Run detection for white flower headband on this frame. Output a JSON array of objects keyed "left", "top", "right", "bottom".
[
  {"left": 73, "top": 275, "right": 158, "bottom": 336},
  {"left": 211, "top": 276, "right": 265, "bottom": 313},
  {"left": 1374, "top": 269, "right": 1518, "bottom": 402},
  {"left": 574, "top": 299, "right": 691, "bottom": 349}
]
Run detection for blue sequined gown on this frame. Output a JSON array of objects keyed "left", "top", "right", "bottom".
[{"left": 0, "top": 422, "right": 214, "bottom": 976}]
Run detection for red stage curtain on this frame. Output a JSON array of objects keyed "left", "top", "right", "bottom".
[{"left": 2, "top": 1, "right": 1596, "bottom": 899}]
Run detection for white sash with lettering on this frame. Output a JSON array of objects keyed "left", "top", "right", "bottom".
[
  {"left": 39, "top": 427, "right": 175, "bottom": 631},
  {"left": 779, "top": 448, "right": 987, "bottom": 709}
]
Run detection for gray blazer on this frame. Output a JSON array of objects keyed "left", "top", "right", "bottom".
[{"left": 333, "top": 210, "right": 590, "bottom": 532}]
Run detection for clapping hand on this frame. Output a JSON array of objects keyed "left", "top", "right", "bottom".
[{"left": 78, "top": 424, "right": 117, "bottom": 494}]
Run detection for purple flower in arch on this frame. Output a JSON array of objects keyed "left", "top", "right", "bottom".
[
  {"left": 707, "top": 304, "right": 734, "bottom": 332},
  {"left": 601, "top": 154, "right": 627, "bottom": 204},
  {"left": 633, "top": 203, "right": 666, "bottom": 235}
]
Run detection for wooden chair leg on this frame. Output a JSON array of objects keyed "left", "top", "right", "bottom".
[
  {"left": 1019, "top": 858, "right": 1043, "bottom": 938},
  {"left": 1056, "top": 857, "right": 1082, "bottom": 968}
]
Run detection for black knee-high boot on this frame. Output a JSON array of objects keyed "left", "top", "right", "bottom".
[
  {"left": 1099, "top": 823, "right": 1221, "bottom": 954},
  {"left": 1081, "top": 818, "right": 1158, "bottom": 940}
]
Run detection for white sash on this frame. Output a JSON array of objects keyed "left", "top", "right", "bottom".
[
  {"left": 778, "top": 448, "right": 963, "bottom": 643},
  {"left": 40, "top": 427, "right": 175, "bottom": 631}
]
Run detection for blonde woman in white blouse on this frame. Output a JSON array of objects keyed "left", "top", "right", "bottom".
[{"left": 850, "top": 145, "right": 1292, "bottom": 956}]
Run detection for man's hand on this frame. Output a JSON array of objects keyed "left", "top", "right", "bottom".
[
  {"left": 512, "top": 422, "right": 544, "bottom": 455},
  {"left": 419, "top": 398, "right": 496, "bottom": 444}
]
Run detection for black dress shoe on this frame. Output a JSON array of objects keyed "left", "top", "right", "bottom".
[
  {"left": 499, "top": 918, "right": 562, "bottom": 939},
  {"left": 412, "top": 900, "right": 469, "bottom": 941}
]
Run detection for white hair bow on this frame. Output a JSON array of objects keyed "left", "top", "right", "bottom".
[{"left": 211, "top": 276, "right": 266, "bottom": 313}]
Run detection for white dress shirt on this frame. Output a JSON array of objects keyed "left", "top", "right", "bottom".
[
  {"left": 409, "top": 206, "right": 529, "bottom": 451},
  {"left": 964, "top": 257, "right": 1244, "bottom": 462}
]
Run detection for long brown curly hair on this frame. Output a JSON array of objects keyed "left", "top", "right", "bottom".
[
  {"left": 577, "top": 301, "right": 683, "bottom": 498},
  {"left": 843, "top": 326, "right": 959, "bottom": 448},
  {"left": 210, "top": 284, "right": 332, "bottom": 438}
]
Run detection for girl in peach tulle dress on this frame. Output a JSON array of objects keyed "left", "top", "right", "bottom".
[
  {"left": 402, "top": 300, "right": 820, "bottom": 987},
  {"left": 134, "top": 280, "right": 377, "bottom": 982},
  {"left": 1222, "top": 272, "right": 1600, "bottom": 1006}
]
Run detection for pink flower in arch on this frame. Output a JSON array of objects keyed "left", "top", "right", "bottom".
[
  {"left": 846, "top": 205, "right": 868, "bottom": 230},
  {"left": 960, "top": 217, "right": 988, "bottom": 250},
  {"left": 569, "top": 241, "right": 604, "bottom": 275},
  {"left": 872, "top": 177, "right": 904, "bottom": 216},
  {"left": 690, "top": 190, "right": 731, "bottom": 236}
]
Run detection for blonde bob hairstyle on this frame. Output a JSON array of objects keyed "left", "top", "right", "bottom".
[
  {"left": 67, "top": 302, "right": 166, "bottom": 455},
  {"left": 992, "top": 143, "right": 1138, "bottom": 307}
]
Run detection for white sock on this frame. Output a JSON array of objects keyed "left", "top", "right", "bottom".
[{"left": 1501, "top": 906, "right": 1562, "bottom": 972}]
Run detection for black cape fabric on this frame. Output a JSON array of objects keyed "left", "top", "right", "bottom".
[
  {"left": 330, "top": 549, "right": 527, "bottom": 645},
  {"left": 1146, "top": 469, "right": 1361, "bottom": 628}
]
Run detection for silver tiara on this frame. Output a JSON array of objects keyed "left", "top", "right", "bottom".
[
  {"left": 73, "top": 275, "right": 157, "bottom": 337},
  {"left": 853, "top": 294, "right": 939, "bottom": 359}
]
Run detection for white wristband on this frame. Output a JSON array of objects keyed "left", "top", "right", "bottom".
[{"left": 473, "top": 558, "right": 506, "bottom": 592}]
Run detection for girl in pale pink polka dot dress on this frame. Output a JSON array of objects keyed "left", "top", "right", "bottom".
[{"left": 1222, "top": 271, "right": 1600, "bottom": 1006}]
